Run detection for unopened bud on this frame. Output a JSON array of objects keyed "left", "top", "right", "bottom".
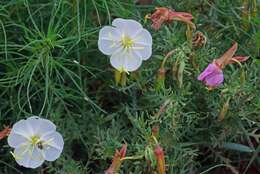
[
  {"left": 218, "top": 99, "right": 230, "bottom": 122},
  {"left": 152, "top": 126, "right": 159, "bottom": 137},
  {"left": 177, "top": 60, "right": 185, "bottom": 89},
  {"left": 156, "top": 68, "right": 166, "bottom": 90},
  {"left": 105, "top": 144, "right": 127, "bottom": 174}
]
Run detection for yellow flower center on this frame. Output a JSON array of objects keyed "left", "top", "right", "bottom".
[
  {"left": 121, "top": 35, "right": 133, "bottom": 49},
  {"left": 30, "top": 135, "right": 40, "bottom": 145}
]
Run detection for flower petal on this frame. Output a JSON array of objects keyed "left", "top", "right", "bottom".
[
  {"left": 26, "top": 117, "right": 56, "bottom": 136},
  {"left": 133, "top": 29, "right": 152, "bottom": 60},
  {"left": 11, "top": 119, "right": 34, "bottom": 138},
  {"left": 14, "top": 146, "right": 44, "bottom": 169},
  {"left": 98, "top": 26, "right": 121, "bottom": 55},
  {"left": 198, "top": 63, "right": 218, "bottom": 81},
  {"left": 216, "top": 42, "right": 238, "bottom": 68},
  {"left": 8, "top": 133, "right": 28, "bottom": 148},
  {"left": 112, "top": 18, "right": 143, "bottom": 37},
  {"left": 43, "top": 146, "right": 63, "bottom": 161},
  {"left": 110, "top": 50, "right": 142, "bottom": 72},
  {"left": 133, "top": 44, "right": 152, "bottom": 60},
  {"left": 205, "top": 71, "right": 224, "bottom": 87},
  {"left": 134, "top": 29, "right": 152, "bottom": 46},
  {"left": 41, "top": 132, "right": 64, "bottom": 151}
]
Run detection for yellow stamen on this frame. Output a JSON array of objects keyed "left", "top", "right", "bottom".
[
  {"left": 30, "top": 135, "right": 40, "bottom": 145},
  {"left": 121, "top": 34, "right": 133, "bottom": 49}
]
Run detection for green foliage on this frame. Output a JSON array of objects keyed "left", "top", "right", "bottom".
[{"left": 0, "top": 0, "right": 259, "bottom": 173}]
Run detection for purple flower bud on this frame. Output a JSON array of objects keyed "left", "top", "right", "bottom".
[{"left": 197, "top": 62, "right": 224, "bottom": 88}]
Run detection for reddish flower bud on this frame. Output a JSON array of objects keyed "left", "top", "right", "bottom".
[
  {"left": 155, "top": 67, "right": 166, "bottom": 90},
  {"left": 0, "top": 126, "right": 11, "bottom": 140},
  {"left": 105, "top": 144, "right": 127, "bottom": 174},
  {"left": 152, "top": 126, "right": 159, "bottom": 137},
  {"left": 154, "top": 145, "right": 166, "bottom": 174}
]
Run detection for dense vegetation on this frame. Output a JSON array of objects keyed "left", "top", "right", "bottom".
[{"left": 0, "top": 0, "right": 259, "bottom": 173}]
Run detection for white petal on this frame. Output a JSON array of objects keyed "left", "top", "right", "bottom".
[
  {"left": 14, "top": 146, "right": 44, "bottom": 169},
  {"left": 8, "top": 133, "right": 28, "bottom": 148},
  {"left": 41, "top": 132, "right": 64, "bottom": 151},
  {"left": 134, "top": 29, "right": 152, "bottom": 46},
  {"left": 98, "top": 26, "right": 121, "bottom": 55},
  {"left": 23, "top": 117, "right": 56, "bottom": 137},
  {"left": 11, "top": 119, "right": 33, "bottom": 138},
  {"left": 112, "top": 18, "right": 143, "bottom": 37},
  {"left": 133, "top": 44, "right": 152, "bottom": 60},
  {"left": 43, "top": 146, "right": 63, "bottom": 161},
  {"left": 125, "top": 51, "right": 143, "bottom": 71},
  {"left": 110, "top": 50, "right": 142, "bottom": 72}
]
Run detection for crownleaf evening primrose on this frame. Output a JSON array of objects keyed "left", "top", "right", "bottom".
[
  {"left": 198, "top": 43, "right": 249, "bottom": 89},
  {"left": 7, "top": 116, "right": 64, "bottom": 169},
  {"left": 98, "top": 18, "right": 153, "bottom": 73}
]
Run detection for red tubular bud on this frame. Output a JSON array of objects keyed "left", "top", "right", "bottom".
[
  {"left": 105, "top": 144, "right": 127, "bottom": 174},
  {"left": 155, "top": 67, "right": 166, "bottom": 90},
  {"left": 154, "top": 145, "right": 166, "bottom": 174}
]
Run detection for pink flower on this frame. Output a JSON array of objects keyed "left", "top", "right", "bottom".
[
  {"left": 198, "top": 43, "right": 249, "bottom": 88},
  {"left": 197, "top": 62, "right": 224, "bottom": 88}
]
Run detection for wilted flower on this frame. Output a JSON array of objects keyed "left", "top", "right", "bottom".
[
  {"left": 192, "top": 31, "right": 207, "bottom": 48},
  {"left": 8, "top": 116, "right": 64, "bottom": 169},
  {"left": 147, "top": 7, "right": 195, "bottom": 30},
  {"left": 105, "top": 144, "right": 127, "bottom": 174},
  {"left": 198, "top": 43, "right": 249, "bottom": 88},
  {"left": 154, "top": 145, "right": 166, "bottom": 174},
  {"left": 0, "top": 126, "right": 11, "bottom": 140},
  {"left": 98, "top": 18, "right": 152, "bottom": 72}
]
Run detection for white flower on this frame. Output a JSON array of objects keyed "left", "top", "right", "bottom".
[
  {"left": 7, "top": 116, "right": 64, "bottom": 169},
  {"left": 98, "top": 18, "right": 153, "bottom": 72}
]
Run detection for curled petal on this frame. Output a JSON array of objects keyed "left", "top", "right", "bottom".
[
  {"left": 148, "top": 7, "right": 195, "bottom": 30},
  {"left": 228, "top": 56, "right": 249, "bottom": 64},
  {"left": 216, "top": 42, "right": 238, "bottom": 68},
  {"left": 169, "top": 11, "right": 196, "bottom": 29}
]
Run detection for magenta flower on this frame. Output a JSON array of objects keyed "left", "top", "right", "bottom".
[
  {"left": 197, "top": 62, "right": 224, "bottom": 88},
  {"left": 198, "top": 43, "right": 249, "bottom": 89}
]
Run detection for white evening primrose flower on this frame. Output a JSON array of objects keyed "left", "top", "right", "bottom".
[
  {"left": 98, "top": 18, "right": 153, "bottom": 72},
  {"left": 7, "top": 116, "right": 64, "bottom": 169}
]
